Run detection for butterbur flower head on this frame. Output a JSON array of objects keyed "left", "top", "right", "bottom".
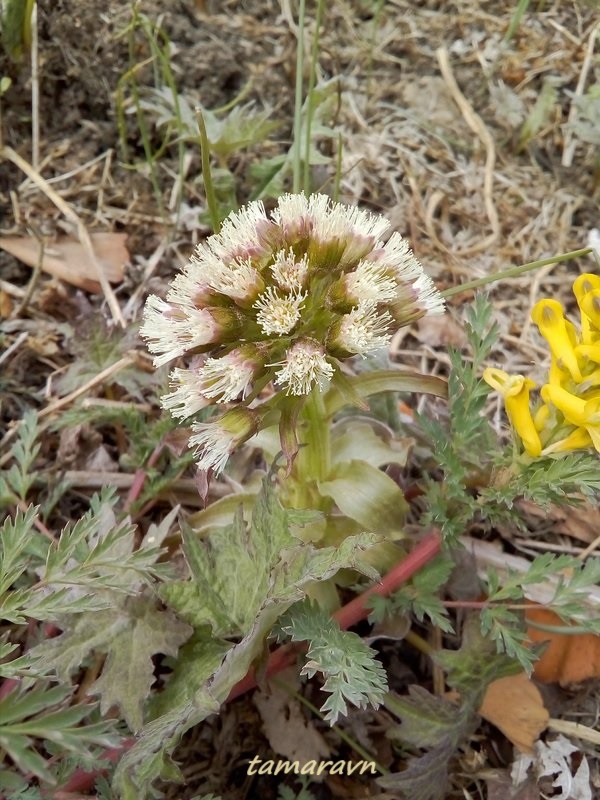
[
  {"left": 274, "top": 339, "right": 335, "bottom": 395},
  {"left": 254, "top": 287, "right": 306, "bottom": 336},
  {"left": 189, "top": 407, "right": 261, "bottom": 475},
  {"left": 141, "top": 193, "right": 444, "bottom": 471},
  {"left": 330, "top": 303, "right": 393, "bottom": 357}
]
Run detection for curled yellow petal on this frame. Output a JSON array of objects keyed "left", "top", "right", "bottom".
[
  {"left": 483, "top": 368, "right": 541, "bottom": 456},
  {"left": 533, "top": 403, "right": 551, "bottom": 432},
  {"left": 575, "top": 344, "right": 600, "bottom": 365},
  {"left": 483, "top": 367, "right": 510, "bottom": 393},
  {"left": 580, "top": 289, "right": 600, "bottom": 336},
  {"left": 541, "top": 384, "right": 587, "bottom": 426},
  {"left": 531, "top": 299, "right": 582, "bottom": 382},
  {"left": 542, "top": 427, "right": 592, "bottom": 455},
  {"left": 573, "top": 274, "right": 600, "bottom": 344}
]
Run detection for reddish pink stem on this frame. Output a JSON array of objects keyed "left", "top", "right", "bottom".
[
  {"left": 334, "top": 530, "right": 442, "bottom": 629},
  {"left": 228, "top": 529, "right": 442, "bottom": 701},
  {"left": 124, "top": 443, "right": 164, "bottom": 511},
  {"left": 52, "top": 530, "right": 441, "bottom": 795}
]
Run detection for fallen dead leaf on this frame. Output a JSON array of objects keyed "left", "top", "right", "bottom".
[
  {"left": 254, "top": 669, "right": 331, "bottom": 778},
  {"left": 0, "top": 232, "right": 128, "bottom": 293},
  {"left": 0, "top": 289, "right": 13, "bottom": 318},
  {"left": 517, "top": 498, "right": 600, "bottom": 544},
  {"left": 526, "top": 607, "right": 600, "bottom": 685},
  {"left": 415, "top": 312, "right": 467, "bottom": 348},
  {"left": 486, "top": 770, "right": 540, "bottom": 800},
  {"left": 479, "top": 672, "right": 549, "bottom": 753}
]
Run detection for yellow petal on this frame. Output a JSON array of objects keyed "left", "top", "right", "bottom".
[
  {"left": 504, "top": 380, "right": 541, "bottom": 457},
  {"left": 531, "top": 299, "right": 582, "bottom": 382},
  {"left": 484, "top": 369, "right": 541, "bottom": 456},
  {"left": 583, "top": 397, "right": 600, "bottom": 425},
  {"left": 579, "top": 289, "right": 600, "bottom": 337},
  {"left": 575, "top": 344, "right": 600, "bottom": 364},
  {"left": 542, "top": 427, "right": 592, "bottom": 455},
  {"left": 584, "top": 424, "right": 600, "bottom": 453},
  {"left": 541, "top": 384, "right": 587, "bottom": 426},
  {"left": 483, "top": 367, "right": 511, "bottom": 394},
  {"left": 573, "top": 274, "right": 600, "bottom": 344},
  {"left": 533, "top": 403, "right": 551, "bottom": 432},
  {"left": 548, "top": 355, "right": 571, "bottom": 387}
]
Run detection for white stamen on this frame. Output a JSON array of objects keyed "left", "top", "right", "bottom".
[
  {"left": 344, "top": 261, "right": 397, "bottom": 304},
  {"left": 140, "top": 296, "right": 219, "bottom": 367},
  {"left": 188, "top": 423, "right": 235, "bottom": 474},
  {"left": 337, "top": 304, "right": 393, "bottom": 356},
  {"left": 196, "top": 352, "right": 256, "bottom": 402},
  {"left": 270, "top": 250, "right": 309, "bottom": 291},
  {"left": 161, "top": 368, "right": 212, "bottom": 420},
  {"left": 254, "top": 287, "right": 305, "bottom": 336},
  {"left": 274, "top": 340, "right": 334, "bottom": 395}
]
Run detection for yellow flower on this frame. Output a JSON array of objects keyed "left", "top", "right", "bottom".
[
  {"left": 579, "top": 288, "right": 600, "bottom": 341},
  {"left": 575, "top": 343, "right": 600, "bottom": 367},
  {"left": 573, "top": 274, "right": 600, "bottom": 344},
  {"left": 542, "top": 427, "right": 592, "bottom": 455},
  {"left": 541, "top": 385, "right": 600, "bottom": 452},
  {"left": 533, "top": 403, "right": 551, "bottom": 432},
  {"left": 483, "top": 368, "right": 542, "bottom": 457},
  {"left": 531, "top": 299, "right": 582, "bottom": 382}
]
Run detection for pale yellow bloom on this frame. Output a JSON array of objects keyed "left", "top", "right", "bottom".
[
  {"left": 573, "top": 274, "right": 600, "bottom": 344},
  {"left": 531, "top": 299, "right": 582, "bottom": 382},
  {"left": 542, "top": 427, "right": 592, "bottom": 455},
  {"left": 483, "top": 368, "right": 541, "bottom": 457},
  {"left": 541, "top": 385, "right": 600, "bottom": 453}
]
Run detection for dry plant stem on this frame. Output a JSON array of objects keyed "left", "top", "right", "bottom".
[
  {"left": 436, "top": 46, "right": 499, "bottom": 256},
  {"left": 30, "top": 2, "right": 39, "bottom": 170},
  {"left": 0, "top": 355, "right": 136, "bottom": 468},
  {"left": 13, "top": 232, "right": 44, "bottom": 317},
  {"left": 547, "top": 718, "right": 600, "bottom": 747},
  {"left": 0, "top": 146, "right": 124, "bottom": 326}
]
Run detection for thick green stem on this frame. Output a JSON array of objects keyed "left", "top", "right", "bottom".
[
  {"left": 302, "top": 387, "right": 330, "bottom": 482},
  {"left": 285, "top": 388, "right": 331, "bottom": 509}
]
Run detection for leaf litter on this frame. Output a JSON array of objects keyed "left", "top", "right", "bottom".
[{"left": 1, "top": 0, "right": 600, "bottom": 797}]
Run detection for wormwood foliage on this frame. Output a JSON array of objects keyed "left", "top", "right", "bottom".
[
  {"left": 418, "top": 295, "right": 498, "bottom": 541},
  {"left": 0, "top": 683, "right": 118, "bottom": 792},
  {"left": 480, "top": 552, "right": 600, "bottom": 670},
  {"left": 277, "top": 600, "right": 388, "bottom": 723},
  {"left": 114, "top": 479, "right": 382, "bottom": 797},
  {"left": 368, "top": 556, "right": 454, "bottom": 634}
]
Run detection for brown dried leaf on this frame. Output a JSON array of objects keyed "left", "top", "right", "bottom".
[
  {"left": 0, "top": 232, "right": 128, "bottom": 292},
  {"left": 517, "top": 498, "right": 600, "bottom": 544},
  {"left": 479, "top": 673, "right": 549, "bottom": 753},
  {"left": 415, "top": 313, "right": 467, "bottom": 348},
  {"left": 486, "top": 771, "right": 541, "bottom": 800},
  {"left": 254, "top": 670, "right": 331, "bottom": 777},
  {"left": 527, "top": 607, "right": 600, "bottom": 685},
  {"left": 0, "top": 289, "right": 13, "bottom": 318}
]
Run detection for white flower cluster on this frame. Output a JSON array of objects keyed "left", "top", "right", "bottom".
[{"left": 141, "top": 193, "right": 444, "bottom": 472}]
